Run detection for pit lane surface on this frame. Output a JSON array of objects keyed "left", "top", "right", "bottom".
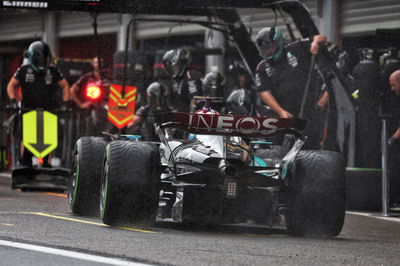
[{"left": 0, "top": 173, "right": 399, "bottom": 266}]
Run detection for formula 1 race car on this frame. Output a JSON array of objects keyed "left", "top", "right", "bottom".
[{"left": 70, "top": 112, "right": 346, "bottom": 237}]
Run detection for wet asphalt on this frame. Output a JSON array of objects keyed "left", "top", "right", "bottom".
[{"left": 0, "top": 173, "right": 399, "bottom": 266}]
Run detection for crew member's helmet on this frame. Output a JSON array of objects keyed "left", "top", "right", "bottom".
[
  {"left": 162, "top": 48, "right": 191, "bottom": 78},
  {"left": 226, "top": 89, "right": 252, "bottom": 115},
  {"left": 146, "top": 82, "right": 166, "bottom": 108},
  {"left": 27, "top": 41, "right": 52, "bottom": 73},
  {"left": 202, "top": 72, "right": 225, "bottom": 98},
  {"left": 358, "top": 48, "right": 374, "bottom": 62},
  {"left": 228, "top": 61, "right": 248, "bottom": 75},
  {"left": 255, "top": 27, "right": 284, "bottom": 62}
]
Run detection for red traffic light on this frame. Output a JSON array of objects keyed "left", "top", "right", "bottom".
[{"left": 85, "top": 83, "right": 102, "bottom": 101}]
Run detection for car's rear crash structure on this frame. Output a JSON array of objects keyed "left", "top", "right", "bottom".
[{"left": 92, "top": 113, "right": 345, "bottom": 237}]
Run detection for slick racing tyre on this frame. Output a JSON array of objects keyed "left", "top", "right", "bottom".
[
  {"left": 100, "top": 141, "right": 161, "bottom": 226},
  {"left": 286, "top": 150, "right": 346, "bottom": 237},
  {"left": 68, "top": 136, "right": 107, "bottom": 216}
]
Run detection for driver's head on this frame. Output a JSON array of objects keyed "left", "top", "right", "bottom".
[
  {"left": 390, "top": 70, "right": 400, "bottom": 96},
  {"left": 27, "top": 41, "right": 52, "bottom": 73},
  {"left": 162, "top": 48, "right": 191, "bottom": 78},
  {"left": 256, "top": 27, "right": 284, "bottom": 62},
  {"left": 194, "top": 105, "right": 220, "bottom": 115}
]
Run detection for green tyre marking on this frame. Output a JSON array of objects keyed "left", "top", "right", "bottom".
[
  {"left": 100, "top": 145, "right": 110, "bottom": 220},
  {"left": 69, "top": 139, "right": 81, "bottom": 207}
]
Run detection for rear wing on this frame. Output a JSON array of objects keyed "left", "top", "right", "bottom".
[{"left": 157, "top": 112, "right": 306, "bottom": 137}]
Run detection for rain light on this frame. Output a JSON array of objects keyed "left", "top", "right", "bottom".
[{"left": 85, "top": 83, "right": 102, "bottom": 101}]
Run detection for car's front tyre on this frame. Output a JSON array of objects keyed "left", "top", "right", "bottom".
[{"left": 68, "top": 136, "right": 107, "bottom": 216}]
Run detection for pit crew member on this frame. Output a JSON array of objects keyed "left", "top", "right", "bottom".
[
  {"left": 162, "top": 48, "right": 203, "bottom": 112},
  {"left": 7, "top": 41, "right": 70, "bottom": 166}
]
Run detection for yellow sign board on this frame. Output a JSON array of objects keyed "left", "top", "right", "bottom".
[{"left": 22, "top": 110, "right": 58, "bottom": 159}]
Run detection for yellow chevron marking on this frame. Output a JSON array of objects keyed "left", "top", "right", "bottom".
[
  {"left": 110, "top": 86, "right": 137, "bottom": 99},
  {"left": 108, "top": 113, "right": 134, "bottom": 125},
  {"left": 109, "top": 93, "right": 118, "bottom": 103}
]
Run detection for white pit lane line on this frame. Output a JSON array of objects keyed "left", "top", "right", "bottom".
[
  {"left": 0, "top": 240, "right": 152, "bottom": 266},
  {"left": 347, "top": 211, "right": 400, "bottom": 223}
]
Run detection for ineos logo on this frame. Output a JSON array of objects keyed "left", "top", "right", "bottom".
[
  {"left": 188, "top": 114, "right": 280, "bottom": 136},
  {"left": 235, "top": 117, "right": 260, "bottom": 134}
]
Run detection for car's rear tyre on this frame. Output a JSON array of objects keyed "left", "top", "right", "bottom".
[
  {"left": 68, "top": 136, "right": 107, "bottom": 216},
  {"left": 100, "top": 141, "right": 161, "bottom": 226},
  {"left": 286, "top": 150, "right": 346, "bottom": 237},
  {"left": 255, "top": 145, "right": 288, "bottom": 160}
]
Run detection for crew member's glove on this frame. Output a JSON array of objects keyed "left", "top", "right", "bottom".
[
  {"left": 9, "top": 99, "right": 19, "bottom": 111},
  {"left": 388, "top": 137, "right": 400, "bottom": 147}
]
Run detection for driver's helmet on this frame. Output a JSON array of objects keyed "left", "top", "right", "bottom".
[
  {"left": 256, "top": 27, "right": 284, "bottom": 62},
  {"left": 27, "top": 41, "right": 52, "bottom": 73},
  {"left": 146, "top": 82, "right": 165, "bottom": 108},
  {"left": 194, "top": 105, "right": 220, "bottom": 115},
  {"left": 162, "top": 48, "right": 191, "bottom": 78},
  {"left": 202, "top": 72, "right": 225, "bottom": 98},
  {"left": 189, "top": 106, "right": 220, "bottom": 140},
  {"left": 226, "top": 88, "right": 252, "bottom": 115}
]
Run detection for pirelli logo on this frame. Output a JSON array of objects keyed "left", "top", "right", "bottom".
[{"left": 2, "top": 1, "right": 48, "bottom": 8}]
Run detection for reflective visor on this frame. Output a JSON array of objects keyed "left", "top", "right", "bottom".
[
  {"left": 31, "top": 54, "right": 50, "bottom": 71},
  {"left": 164, "top": 63, "right": 181, "bottom": 78},
  {"left": 257, "top": 40, "right": 279, "bottom": 57}
]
